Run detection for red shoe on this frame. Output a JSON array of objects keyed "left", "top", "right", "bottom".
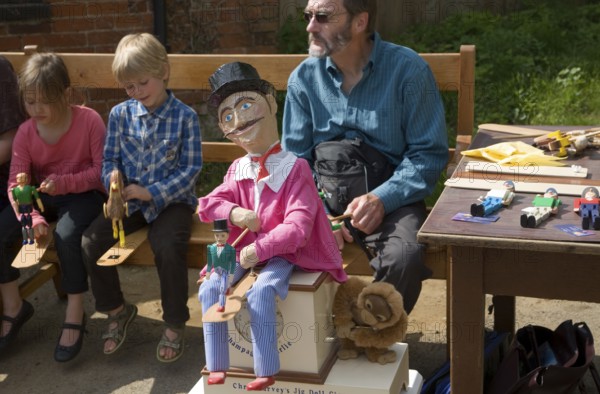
[
  {"left": 246, "top": 376, "right": 275, "bottom": 391},
  {"left": 217, "top": 306, "right": 225, "bottom": 312},
  {"left": 207, "top": 371, "right": 226, "bottom": 385}
]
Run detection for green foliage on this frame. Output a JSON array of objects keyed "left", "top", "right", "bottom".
[
  {"left": 277, "top": 9, "right": 308, "bottom": 54},
  {"left": 515, "top": 67, "right": 600, "bottom": 125},
  {"left": 197, "top": 162, "right": 229, "bottom": 197},
  {"left": 393, "top": 1, "right": 600, "bottom": 127}
]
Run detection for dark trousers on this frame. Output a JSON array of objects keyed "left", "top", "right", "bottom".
[
  {"left": 361, "top": 200, "right": 431, "bottom": 315},
  {"left": 82, "top": 203, "right": 193, "bottom": 327},
  {"left": 0, "top": 206, "right": 23, "bottom": 284},
  {"left": 0, "top": 191, "right": 104, "bottom": 293}
]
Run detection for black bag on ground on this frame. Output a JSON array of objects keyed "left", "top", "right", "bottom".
[
  {"left": 421, "top": 331, "right": 510, "bottom": 394},
  {"left": 488, "top": 320, "right": 600, "bottom": 394},
  {"left": 313, "top": 138, "right": 394, "bottom": 216}
]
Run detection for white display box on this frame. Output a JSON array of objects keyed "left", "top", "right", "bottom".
[
  {"left": 226, "top": 271, "right": 338, "bottom": 380},
  {"left": 191, "top": 343, "right": 420, "bottom": 394}
]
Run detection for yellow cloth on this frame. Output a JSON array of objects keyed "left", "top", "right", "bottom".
[{"left": 461, "top": 141, "right": 566, "bottom": 167}]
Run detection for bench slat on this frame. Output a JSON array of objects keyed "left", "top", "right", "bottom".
[
  {"left": 1, "top": 45, "right": 475, "bottom": 298},
  {"left": 1, "top": 52, "right": 463, "bottom": 92}
]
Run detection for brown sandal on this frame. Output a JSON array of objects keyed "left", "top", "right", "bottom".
[
  {"left": 156, "top": 325, "right": 185, "bottom": 363},
  {"left": 102, "top": 303, "right": 137, "bottom": 355}
]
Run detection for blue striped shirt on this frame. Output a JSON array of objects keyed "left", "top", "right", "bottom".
[
  {"left": 103, "top": 90, "right": 202, "bottom": 222},
  {"left": 282, "top": 33, "right": 448, "bottom": 213}
]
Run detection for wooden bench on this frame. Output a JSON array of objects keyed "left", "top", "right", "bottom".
[{"left": 1, "top": 45, "right": 475, "bottom": 302}]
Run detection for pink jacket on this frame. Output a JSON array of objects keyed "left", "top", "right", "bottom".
[
  {"left": 198, "top": 150, "right": 347, "bottom": 283},
  {"left": 8, "top": 105, "right": 106, "bottom": 227}
]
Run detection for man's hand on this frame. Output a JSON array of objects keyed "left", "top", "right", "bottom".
[
  {"left": 345, "top": 193, "right": 385, "bottom": 235},
  {"left": 230, "top": 207, "right": 260, "bottom": 232},
  {"left": 124, "top": 184, "right": 152, "bottom": 201},
  {"left": 240, "top": 243, "right": 259, "bottom": 269}
]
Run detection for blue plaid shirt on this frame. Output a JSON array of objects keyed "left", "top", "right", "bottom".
[
  {"left": 103, "top": 90, "right": 202, "bottom": 222},
  {"left": 282, "top": 33, "right": 448, "bottom": 213}
]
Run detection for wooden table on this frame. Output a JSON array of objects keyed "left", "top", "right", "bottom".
[{"left": 417, "top": 126, "right": 600, "bottom": 393}]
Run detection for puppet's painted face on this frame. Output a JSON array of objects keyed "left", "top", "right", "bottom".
[
  {"left": 584, "top": 188, "right": 599, "bottom": 200},
  {"left": 16, "top": 173, "right": 28, "bottom": 186},
  {"left": 218, "top": 90, "right": 278, "bottom": 155},
  {"left": 214, "top": 232, "right": 228, "bottom": 245}
]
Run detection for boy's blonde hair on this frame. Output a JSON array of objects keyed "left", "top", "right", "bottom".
[
  {"left": 19, "top": 52, "right": 70, "bottom": 108},
  {"left": 112, "top": 33, "right": 170, "bottom": 86}
]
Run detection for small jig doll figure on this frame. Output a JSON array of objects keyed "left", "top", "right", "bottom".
[
  {"left": 471, "top": 180, "right": 515, "bottom": 217},
  {"left": 205, "top": 219, "right": 236, "bottom": 312},
  {"left": 573, "top": 186, "right": 600, "bottom": 230},
  {"left": 11, "top": 172, "right": 44, "bottom": 244},
  {"left": 520, "top": 187, "right": 561, "bottom": 228}
]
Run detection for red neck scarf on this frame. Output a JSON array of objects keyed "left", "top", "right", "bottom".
[{"left": 252, "top": 143, "right": 282, "bottom": 181}]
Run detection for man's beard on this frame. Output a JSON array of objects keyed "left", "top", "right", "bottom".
[{"left": 308, "top": 23, "right": 353, "bottom": 58}]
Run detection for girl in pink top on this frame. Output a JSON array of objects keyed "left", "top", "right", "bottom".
[{"left": 0, "top": 53, "right": 105, "bottom": 362}]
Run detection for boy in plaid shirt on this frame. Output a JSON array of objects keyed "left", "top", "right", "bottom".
[{"left": 82, "top": 33, "right": 202, "bottom": 363}]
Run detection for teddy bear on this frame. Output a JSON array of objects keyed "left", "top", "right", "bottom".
[{"left": 332, "top": 276, "right": 408, "bottom": 365}]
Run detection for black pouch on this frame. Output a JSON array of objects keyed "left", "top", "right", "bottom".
[
  {"left": 488, "top": 320, "right": 600, "bottom": 394},
  {"left": 314, "top": 138, "right": 394, "bottom": 216}
]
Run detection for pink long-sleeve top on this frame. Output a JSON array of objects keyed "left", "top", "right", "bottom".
[
  {"left": 8, "top": 105, "right": 106, "bottom": 228},
  {"left": 198, "top": 150, "right": 347, "bottom": 283}
]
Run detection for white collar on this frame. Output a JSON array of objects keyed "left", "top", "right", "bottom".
[{"left": 234, "top": 150, "right": 297, "bottom": 193}]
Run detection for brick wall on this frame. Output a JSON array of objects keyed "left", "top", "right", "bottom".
[
  {"left": 0, "top": 0, "right": 282, "bottom": 136},
  {"left": 0, "top": 1, "right": 281, "bottom": 54},
  {"left": 167, "top": 0, "right": 281, "bottom": 54},
  {"left": 0, "top": 1, "right": 155, "bottom": 53}
]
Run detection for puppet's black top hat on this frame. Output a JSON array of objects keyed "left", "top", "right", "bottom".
[
  {"left": 212, "top": 219, "right": 229, "bottom": 232},
  {"left": 207, "top": 62, "right": 275, "bottom": 116}
]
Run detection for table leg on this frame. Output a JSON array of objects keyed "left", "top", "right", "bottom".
[
  {"left": 492, "top": 295, "right": 516, "bottom": 334},
  {"left": 449, "top": 246, "right": 486, "bottom": 393}
]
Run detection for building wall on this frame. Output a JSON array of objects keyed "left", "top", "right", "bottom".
[
  {"left": 0, "top": 1, "right": 155, "bottom": 53},
  {"left": 0, "top": 0, "right": 282, "bottom": 128},
  {"left": 0, "top": 1, "right": 282, "bottom": 54},
  {"left": 167, "top": 0, "right": 282, "bottom": 54}
]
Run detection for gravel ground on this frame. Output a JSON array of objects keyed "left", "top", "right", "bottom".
[{"left": 1, "top": 266, "right": 599, "bottom": 393}]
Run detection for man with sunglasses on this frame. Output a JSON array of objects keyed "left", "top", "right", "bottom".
[{"left": 282, "top": 0, "right": 448, "bottom": 315}]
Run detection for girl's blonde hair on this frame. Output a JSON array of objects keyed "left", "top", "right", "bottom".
[
  {"left": 112, "top": 33, "right": 169, "bottom": 85},
  {"left": 19, "top": 52, "right": 70, "bottom": 109}
]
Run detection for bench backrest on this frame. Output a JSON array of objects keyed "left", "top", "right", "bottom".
[{"left": 1, "top": 45, "right": 475, "bottom": 165}]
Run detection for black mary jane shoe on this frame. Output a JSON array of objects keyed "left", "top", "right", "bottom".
[
  {"left": 0, "top": 300, "right": 34, "bottom": 351},
  {"left": 54, "top": 314, "right": 87, "bottom": 363}
]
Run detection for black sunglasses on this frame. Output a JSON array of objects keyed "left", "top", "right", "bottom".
[{"left": 303, "top": 11, "right": 347, "bottom": 24}]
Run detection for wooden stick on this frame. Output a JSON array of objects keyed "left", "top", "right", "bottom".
[
  {"left": 231, "top": 227, "right": 250, "bottom": 248},
  {"left": 479, "top": 123, "right": 600, "bottom": 138},
  {"left": 231, "top": 227, "right": 256, "bottom": 277},
  {"left": 330, "top": 213, "right": 353, "bottom": 222},
  {"left": 445, "top": 177, "right": 587, "bottom": 196},
  {"left": 478, "top": 124, "right": 551, "bottom": 137},
  {"left": 463, "top": 160, "right": 588, "bottom": 178}
]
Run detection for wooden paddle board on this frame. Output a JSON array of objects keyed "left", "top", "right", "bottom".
[
  {"left": 97, "top": 227, "right": 148, "bottom": 266},
  {"left": 202, "top": 271, "right": 257, "bottom": 323},
  {"left": 11, "top": 223, "right": 56, "bottom": 269}
]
